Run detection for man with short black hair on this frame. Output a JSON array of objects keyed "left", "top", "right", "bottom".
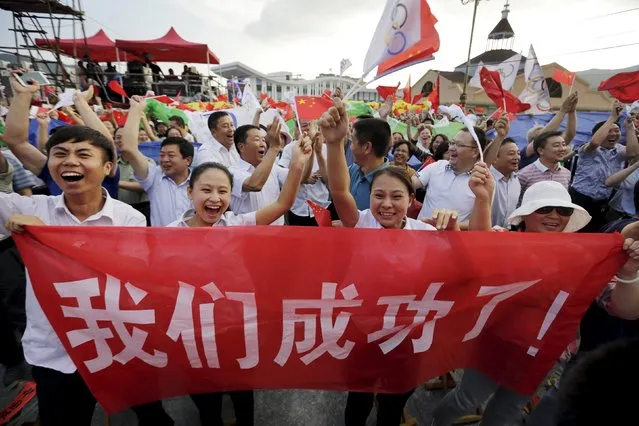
[
  {"left": 517, "top": 130, "right": 571, "bottom": 203},
  {"left": 120, "top": 97, "right": 193, "bottom": 226},
  {"left": 345, "top": 117, "right": 391, "bottom": 209},
  {"left": 193, "top": 111, "right": 241, "bottom": 167},
  {"left": 412, "top": 127, "right": 487, "bottom": 228},
  {"left": 168, "top": 115, "right": 194, "bottom": 143},
  {"left": 229, "top": 121, "right": 310, "bottom": 225}
]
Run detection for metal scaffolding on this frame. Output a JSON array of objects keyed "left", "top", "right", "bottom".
[{"left": 0, "top": 0, "right": 86, "bottom": 89}]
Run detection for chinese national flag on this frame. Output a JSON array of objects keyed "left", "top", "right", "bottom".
[
  {"left": 376, "top": 84, "right": 400, "bottom": 101},
  {"left": 480, "top": 67, "right": 530, "bottom": 114},
  {"left": 294, "top": 96, "right": 333, "bottom": 121},
  {"left": 403, "top": 76, "right": 411, "bottom": 103},
  {"left": 107, "top": 80, "right": 128, "bottom": 99},
  {"left": 412, "top": 93, "right": 424, "bottom": 104},
  {"left": 428, "top": 75, "right": 440, "bottom": 112},
  {"left": 552, "top": 69, "right": 576, "bottom": 86},
  {"left": 598, "top": 70, "right": 639, "bottom": 104},
  {"left": 306, "top": 200, "right": 332, "bottom": 227}
]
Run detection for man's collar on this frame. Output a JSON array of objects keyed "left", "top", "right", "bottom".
[
  {"left": 211, "top": 136, "right": 235, "bottom": 153},
  {"left": 360, "top": 158, "right": 388, "bottom": 179},
  {"left": 161, "top": 169, "right": 192, "bottom": 185},
  {"left": 490, "top": 165, "right": 516, "bottom": 181},
  {"left": 236, "top": 158, "right": 256, "bottom": 172},
  {"left": 54, "top": 188, "right": 114, "bottom": 221},
  {"left": 445, "top": 162, "right": 472, "bottom": 176},
  {"left": 534, "top": 159, "right": 560, "bottom": 173}
]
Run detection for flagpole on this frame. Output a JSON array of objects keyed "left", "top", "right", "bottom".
[{"left": 460, "top": 0, "right": 481, "bottom": 107}]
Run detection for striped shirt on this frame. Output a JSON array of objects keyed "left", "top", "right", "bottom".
[
  {"left": 2, "top": 150, "right": 37, "bottom": 192},
  {"left": 518, "top": 159, "right": 571, "bottom": 205}
]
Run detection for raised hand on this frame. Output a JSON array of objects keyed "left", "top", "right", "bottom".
[
  {"left": 73, "top": 85, "right": 94, "bottom": 104},
  {"left": 494, "top": 115, "right": 510, "bottom": 138},
  {"left": 129, "top": 95, "right": 147, "bottom": 112},
  {"left": 5, "top": 214, "right": 46, "bottom": 233},
  {"left": 9, "top": 72, "right": 40, "bottom": 95},
  {"left": 290, "top": 134, "right": 313, "bottom": 169},
  {"left": 319, "top": 97, "right": 349, "bottom": 144},
  {"left": 379, "top": 96, "right": 393, "bottom": 120},
  {"left": 469, "top": 161, "right": 495, "bottom": 201},
  {"left": 423, "top": 209, "right": 459, "bottom": 230},
  {"left": 36, "top": 112, "right": 50, "bottom": 126},
  {"left": 618, "top": 238, "right": 639, "bottom": 278},
  {"left": 265, "top": 117, "right": 283, "bottom": 149},
  {"left": 612, "top": 100, "right": 623, "bottom": 120}
]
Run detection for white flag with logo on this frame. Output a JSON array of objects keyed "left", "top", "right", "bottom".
[
  {"left": 241, "top": 84, "right": 262, "bottom": 114},
  {"left": 469, "top": 53, "right": 521, "bottom": 90},
  {"left": 518, "top": 45, "right": 551, "bottom": 115},
  {"left": 340, "top": 58, "right": 352, "bottom": 75},
  {"left": 363, "top": 0, "right": 423, "bottom": 75}
]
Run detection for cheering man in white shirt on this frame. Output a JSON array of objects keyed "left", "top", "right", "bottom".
[
  {"left": 193, "top": 111, "right": 241, "bottom": 167},
  {"left": 0, "top": 125, "right": 174, "bottom": 426},
  {"left": 120, "top": 96, "right": 194, "bottom": 226},
  {"left": 412, "top": 127, "right": 487, "bottom": 229},
  {"left": 230, "top": 120, "right": 312, "bottom": 225}
]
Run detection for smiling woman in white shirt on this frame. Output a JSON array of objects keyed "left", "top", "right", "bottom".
[
  {"left": 319, "top": 97, "right": 495, "bottom": 426},
  {"left": 165, "top": 138, "right": 312, "bottom": 425}
]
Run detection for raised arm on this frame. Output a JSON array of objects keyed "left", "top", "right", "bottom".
[
  {"left": 624, "top": 116, "right": 639, "bottom": 160},
  {"left": 35, "top": 112, "right": 50, "bottom": 153},
  {"left": 2, "top": 73, "right": 47, "bottom": 175},
  {"left": 605, "top": 160, "right": 639, "bottom": 188},
  {"left": 256, "top": 137, "right": 313, "bottom": 225},
  {"left": 241, "top": 118, "right": 283, "bottom": 192},
  {"left": 483, "top": 115, "right": 510, "bottom": 166},
  {"left": 468, "top": 162, "right": 495, "bottom": 231},
  {"left": 141, "top": 113, "right": 158, "bottom": 141},
  {"left": 563, "top": 93, "right": 578, "bottom": 145},
  {"left": 320, "top": 97, "right": 360, "bottom": 228},
  {"left": 524, "top": 93, "right": 577, "bottom": 157},
  {"left": 119, "top": 96, "right": 151, "bottom": 180},
  {"left": 583, "top": 101, "right": 622, "bottom": 153}
]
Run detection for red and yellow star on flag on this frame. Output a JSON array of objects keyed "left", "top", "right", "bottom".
[{"left": 294, "top": 96, "right": 334, "bottom": 121}]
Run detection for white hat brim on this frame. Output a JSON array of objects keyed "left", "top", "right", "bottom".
[{"left": 507, "top": 197, "right": 591, "bottom": 233}]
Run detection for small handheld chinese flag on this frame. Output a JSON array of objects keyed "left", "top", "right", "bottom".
[
  {"left": 306, "top": 200, "right": 332, "bottom": 227},
  {"left": 294, "top": 96, "right": 334, "bottom": 121},
  {"left": 107, "top": 80, "right": 128, "bottom": 99},
  {"left": 376, "top": 84, "right": 400, "bottom": 101},
  {"left": 552, "top": 69, "right": 576, "bottom": 86}
]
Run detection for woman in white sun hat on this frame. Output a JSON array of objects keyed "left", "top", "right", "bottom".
[
  {"left": 508, "top": 180, "right": 591, "bottom": 233},
  {"left": 433, "top": 180, "right": 639, "bottom": 426}
]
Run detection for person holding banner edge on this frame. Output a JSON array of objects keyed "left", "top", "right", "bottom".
[
  {"left": 431, "top": 180, "right": 639, "bottom": 426},
  {"left": 319, "top": 96, "right": 495, "bottom": 426}
]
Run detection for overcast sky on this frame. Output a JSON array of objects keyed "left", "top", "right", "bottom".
[{"left": 1, "top": 0, "right": 637, "bottom": 87}]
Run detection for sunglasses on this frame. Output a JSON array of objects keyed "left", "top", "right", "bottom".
[{"left": 534, "top": 206, "right": 574, "bottom": 217}]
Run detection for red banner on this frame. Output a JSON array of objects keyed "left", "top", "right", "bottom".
[{"left": 14, "top": 227, "right": 625, "bottom": 413}]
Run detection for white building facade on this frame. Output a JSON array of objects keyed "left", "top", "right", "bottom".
[{"left": 215, "top": 62, "right": 380, "bottom": 102}]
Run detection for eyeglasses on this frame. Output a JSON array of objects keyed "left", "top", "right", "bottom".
[
  {"left": 449, "top": 140, "right": 476, "bottom": 149},
  {"left": 534, "top": 206, "right": 574, "bottom": 217}
]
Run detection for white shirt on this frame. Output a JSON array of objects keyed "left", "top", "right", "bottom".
[
  {"left": 193, "top": 137, "right": 241, "bottom": 168},
  {"left": 356, "top": 209, "right": 436, "bottom": 230},
  {"left": 609, "top": 167, "right": 639, "bottom": 217},
  {"left": 278, "top": 142, "right": 330, "bottom": 217},
  {"left": 490, "top": 166, "right": 521, "bottom": 228},
  {"left": 167, "top": 209, "right": 257, "bottom": 227},
  {"left": 229, "top": 158, "right": 288, "bottom": 226},
  {"left": 0, "top": 190, "right": 146, "bottom": 374},
  {"left": 416, "top": 160, "right": 476, "bottom": 222},
  {"left": 136, "top": 164, "right": 192, "bottom": 227}
]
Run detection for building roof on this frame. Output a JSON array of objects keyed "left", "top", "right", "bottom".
[
  {"left": 488, "top": 18, "right": 515, "bottom": 40},
  {"left": 454, "top": 49, "right": 523, "bottom": 72},
  {"left": 0, "top": 0, "right": 83, "bottom": 16},
  {"left": 439, "top": 71, "right": 468, "bottom": 84}
]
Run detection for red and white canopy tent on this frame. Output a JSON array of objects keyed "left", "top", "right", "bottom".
[
  {"left": 114, "top": 27, "right": 220, "bottom": 65},
  {"left": 34, "top": 29, "right": 130, "bottom": 63}
]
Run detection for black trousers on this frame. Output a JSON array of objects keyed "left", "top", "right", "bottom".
[
  {"left": 0, "top": 238, "right": 26, "bottom": 368},
  {"left": 344, "top": 390, "right": 415, "bottom": 426},
  {"left": 568, "top": 188, "right": 609, "bottom": 233},
  {"left": 287, "top": 203, "right": 340, "bottom": 227},
  {"left": 190, "top": 391, "right": 254, "bottom": 426},
  {"left": 32, "top": 366, "right": 174, "bottom": 426}
]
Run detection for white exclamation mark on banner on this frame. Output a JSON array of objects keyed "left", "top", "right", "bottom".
[{"left": 527, "top": 290, "right": 570, "bottom": 357}]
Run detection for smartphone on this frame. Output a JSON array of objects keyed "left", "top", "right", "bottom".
[{"left": 16, "top": 71, "right": 51, "bottom": 87}]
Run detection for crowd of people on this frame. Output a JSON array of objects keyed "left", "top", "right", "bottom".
[{"left": 1, "top": 67, "right": 639, "bottom": 426}]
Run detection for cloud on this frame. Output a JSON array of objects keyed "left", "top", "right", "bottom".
[{"left": 246, "top": 0, "right": 384, "bottom": 40}]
